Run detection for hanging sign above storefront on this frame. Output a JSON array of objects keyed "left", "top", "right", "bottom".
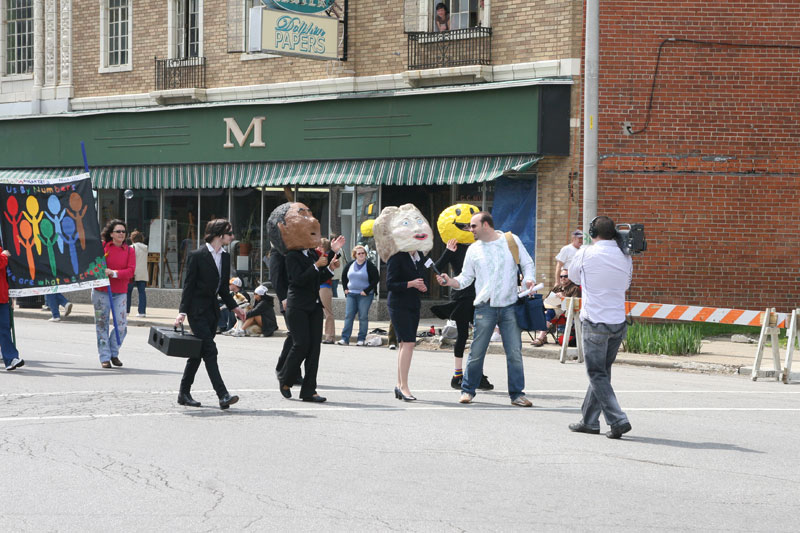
[
  {"left": 250, "top": 7, "right": 339, "bottom": 60},
  {"left": 262, "top": 0, "right": 336, "bottom": 15}
]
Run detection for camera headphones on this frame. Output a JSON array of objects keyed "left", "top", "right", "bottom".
[
  {"left": 588, "top": 216, "right": 600, "bottom": 239},
  {"left": 588, "top": 216, "right": 617, "bottom": 239}
]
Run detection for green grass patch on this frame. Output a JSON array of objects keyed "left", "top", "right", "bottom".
[{"left": 623, "top": 323, "right": 703, "bottom": 356}]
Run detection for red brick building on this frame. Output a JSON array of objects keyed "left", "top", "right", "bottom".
[{"left": 593, "top": 1, "right": 800, "bottom": 311}]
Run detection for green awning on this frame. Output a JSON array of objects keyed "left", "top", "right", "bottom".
[{"left": 0, "top": 155, "right": 541, "bottom": 189}]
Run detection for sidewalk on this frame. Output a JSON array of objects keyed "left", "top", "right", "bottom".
[{"left": 13, "top": 303, "right": 769, "bottom": 376}]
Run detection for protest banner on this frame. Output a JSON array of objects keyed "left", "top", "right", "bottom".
[{"left": 0, "top": 173, "right": 109, "bottom": 297}]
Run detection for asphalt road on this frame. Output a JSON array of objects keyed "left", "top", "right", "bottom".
[{"left": 2, "top": 317, "right": 799, "bottom": 532}]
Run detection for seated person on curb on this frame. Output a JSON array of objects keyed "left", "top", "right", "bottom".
[
  {"left": 235, "top": 285, "right": 279, "bottom": 337},
  {"left": 218, "top": 277, "right": 249, "bottom": 333},
  {"left": 532, "top": 268, "right": 581, "bottom": 346}
]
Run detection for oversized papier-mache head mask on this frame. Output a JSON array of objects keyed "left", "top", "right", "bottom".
[
  {"left": 373, "top": 204, "right": 434, "bottom": 263},
  {"left": 437, "top": 203, "right": 479, "bottom": 244},
  {"left": 267, "top": 202, "right": 322, "bottom": 255}
]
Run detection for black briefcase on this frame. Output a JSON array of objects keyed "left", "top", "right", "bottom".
[{"left": 148, "top": 324, "right": 203, "bottom": 359}]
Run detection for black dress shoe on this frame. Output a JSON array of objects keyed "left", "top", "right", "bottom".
[
  {"left": 606, "top": 422, "right": 632, "bottom": 439},
  {"left": 279, "top": 385, "right": 292, "bottom": 399},
  {"left": 219, "top": 394, "right": 239, "bottom": 410},
  {"left": 569, "top": 422, "right": 600, "bottom": 435},
  {"left": 478, "top": 374, "right": 494, "bottom": 390},
  {"left": 177, "top": 392, "right": 201, "bottom": 407},
  {"left": 301, "top": 394, "right": 327, "bottom": 403}
]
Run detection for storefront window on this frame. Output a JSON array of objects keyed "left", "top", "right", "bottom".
[
  {"left": 98, "top": 189, "right": 124, "bottom": 227},
  {"left": 200, "top": 188, "right": 228, "bottom": 245},
  {"left": 125, "top": 190, "right": 161, "bottom": 287},
  {"left": 297, "top": 188, "right": 329, "bottom": 238},
  {"left": 230, "top": 188, "right": 260, "bottom": 290},
  {"left": 355, "top": 186, "right": 379, "bottom": 267},
  {"left": 161, "top": 189, "right": 198, "bottom": 289},
  {"left": 456, "top": 182, "right": 494, "bottom": 211}
]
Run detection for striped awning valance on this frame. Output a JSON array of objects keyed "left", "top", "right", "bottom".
[{"left": 0, "top": 155, "right": 540, "bottom": 189}]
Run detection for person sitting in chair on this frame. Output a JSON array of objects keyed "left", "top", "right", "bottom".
[{"left": 532, "top": 268, "right": 581, "bottom": 346}]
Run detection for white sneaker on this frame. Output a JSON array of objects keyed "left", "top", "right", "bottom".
[
  {"left": 63, "top": 302, "right": 73, "bottom": 317},
  {"left": 5, "top": 358, "right": 24, "bottom": 371},
  {"left": 388, "top": 344, "right": 397, "bottom": 350},
  {"left": 458, "top": 392, "right": 474, "bottom": 404},
  {"left": 336, "top": 339, "right": 348, "bottom": 345},
  {"left": 48, "top": 317, "right": 61, "bottom": 322},
  {"left": 136, "top": 313, "right": 146, "bottom": 318},
  {"left": 490, "top": 331, "right": 502, "bottom": 342},
  {"left": 231, "top": 329, "right": 246, "bottom": 337},
  {"left": 356, "top": 340, "right": 365, "bottom": 346}
]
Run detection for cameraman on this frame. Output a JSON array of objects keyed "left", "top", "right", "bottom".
[{"left": 567, "top": 216, "right": 633, "bottom": 439}]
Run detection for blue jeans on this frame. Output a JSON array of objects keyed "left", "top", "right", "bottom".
[
  {"left": 0, "top": 302, "right": 19, "bottom": 365},
  {"left": 45, "top": 293, "right": 69, "bottom": 319},
  {"left": 579, "top": 320, "right": 629, "bottom": 430},
  {"left": 218, "top": 308, "right": 236, "bottom": 332},
  {"left": 341, "top": 292, "right": 373, "bottom": 343},
  {"left": 126, "top": 280, "right": 147, "bottom": 314},
  {"left": 92, "top": 289, "right": 128, "bottom": 362},
  {"left": 462, "top": 304, "right": 525, "bottom": 399}
]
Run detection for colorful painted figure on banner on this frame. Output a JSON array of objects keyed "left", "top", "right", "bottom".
[
  {"left": 39, "top": 218, "right": 59, "bottom": 277},
  {"left": 61, "top": 216, "right": 80, "bottom": 274},
  {"left": 3, "top": 196, "right": 23, "bottom": 255},
  {"left": 45, "top": 194, "right": 66, "bottom": 253},
  {"left": 67, "top": 192, "right": 88, "bottom": 250},
  {"left": 18, "top": 220, "right": 37, "bottom": 279},
  {"left": 22, "top": 196, "right": 44, "bottom": 255}
]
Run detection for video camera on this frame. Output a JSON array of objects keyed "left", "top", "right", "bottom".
[{"left": 615, "top": 224, "right": 647, "bottom": 256}]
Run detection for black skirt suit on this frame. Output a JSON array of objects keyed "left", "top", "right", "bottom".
[{"left": 386, "top": 252, "right": 429, "bottom": 343}]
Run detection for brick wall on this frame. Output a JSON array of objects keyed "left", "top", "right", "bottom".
[
  {"left": 72, "top": 0, "right": 582, "bottom": 97},
  {"left": 594, "top": 1, "right": 800, "bottom": 311}
]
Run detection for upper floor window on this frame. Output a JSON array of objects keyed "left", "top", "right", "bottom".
[
  {"left": 170, "top": 0, "right": 202, "bottom": 59},
  {"left": 431, "top": 0, "right": 485, "bottom": 32},
  {"left": 108, "top": 0, "right": 129, "bottom": 66},
  {"left": 4, "top": 0, "right": 34, "bottom": 75},
  {"left": 99, "top": 0, "right": 132, "bottom": 72}
]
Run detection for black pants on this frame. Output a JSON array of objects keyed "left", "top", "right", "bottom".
[
  {"left": 454, "top": 318, "right": 469, "bottom": 359},
  {"left": 276, "top": 333, "right": 293, "bottom": 372},
  {"left": 181, "top": 308, "right": 228, "bottom": 398},
  {"left": 278, "top": 305, "right": 323, "bottom": 398}
]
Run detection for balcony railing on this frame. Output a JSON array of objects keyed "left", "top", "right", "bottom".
[
  {"left": 154, "top": 56, "right": 206, "bottom": 91},
  {"left": 407, "top": 27, "right": 492, "bottom": 71}
]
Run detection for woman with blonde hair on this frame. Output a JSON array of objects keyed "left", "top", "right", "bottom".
[{"left": 337, "top": 245, "right": 379, "bottom": 346}]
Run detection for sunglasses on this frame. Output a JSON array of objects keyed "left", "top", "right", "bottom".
[
  {"left": 560, "top": 275, "right": 569, "bottom": 278},
  {"left": 225, "top": 231, "right": 234, "bottom": 236},
  {"left": 112, "top": 229, "right": 127, "bottom": 234}
]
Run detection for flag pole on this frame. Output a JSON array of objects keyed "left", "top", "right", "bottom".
[{"left": 82, "top": 141, "right": 120, "bottom": 346}]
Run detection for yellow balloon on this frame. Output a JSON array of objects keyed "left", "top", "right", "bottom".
[
  {"left": 360, "top": 219, "right": 375, "bottom": 238},
  {"left": 437, "top": 203, "right": 479, "bottom": 244}
]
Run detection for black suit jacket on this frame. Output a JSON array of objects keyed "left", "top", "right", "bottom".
[
  {"left": 285, "top": 249, "right": 335, "bottom": 313},
  {"left": 179, "top": 246, "right": 237, "bottom": 318},
  {"left": 386, "top": 251, "right": 429, "bottom": 309}
]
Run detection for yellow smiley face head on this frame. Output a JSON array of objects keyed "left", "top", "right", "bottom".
[
  {"left": 360, "top": 219, "right": 375, "bottom": 238},
  {"left": 437, "top": 203, "right": 479, "bottom": 244}
]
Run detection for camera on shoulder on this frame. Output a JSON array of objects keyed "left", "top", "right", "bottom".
[{"left": 615, "top": 224, "right": 647, "bottom": 256}]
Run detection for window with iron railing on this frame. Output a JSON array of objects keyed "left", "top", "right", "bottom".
[{"left": 407, "top": 26, "right": 492, "bottom": 70}]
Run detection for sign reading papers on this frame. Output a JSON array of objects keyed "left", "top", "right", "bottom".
[
  {"left": 250, "top": 7, "right": 340, "bottom": 60},
  {"left": 1, "top": 173, "right": 109, "bottom": 297}
]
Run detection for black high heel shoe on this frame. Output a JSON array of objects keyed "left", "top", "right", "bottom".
[{"left": 394, "top": 387, "right": 416, "bottom": 402}]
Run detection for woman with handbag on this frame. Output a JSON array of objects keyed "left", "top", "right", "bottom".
[{"left": 92, "top": 219, "right": 136, "bottom": 368}]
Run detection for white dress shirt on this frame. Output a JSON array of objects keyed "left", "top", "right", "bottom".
[
  {"left": 568, "top": 240, "right": 632, "bottom": 324},
  {"left": 455, "top": 231, "right": 535, "bottom": 308},
  {"left": 206, "top": 242, "right": 223, "bottom": 277}
]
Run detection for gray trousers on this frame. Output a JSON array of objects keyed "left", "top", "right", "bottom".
[{"left": 580, "top": 319, "right": 629, "bottom": 429}]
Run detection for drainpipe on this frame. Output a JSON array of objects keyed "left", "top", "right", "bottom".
[{"left": 582, "top": 0, "right": 598, "bottom": 233}]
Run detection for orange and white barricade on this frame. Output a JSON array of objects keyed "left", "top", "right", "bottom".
[{"left": 559, "top": 298, "right": 798, "bottom": 383}]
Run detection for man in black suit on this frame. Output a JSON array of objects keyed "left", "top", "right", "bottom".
[
  {"left": 174, "top": 219, "right": 245, "bottom": 410},
  {"left": 268, "top": 202, "right": 344, "bottom": 402}
]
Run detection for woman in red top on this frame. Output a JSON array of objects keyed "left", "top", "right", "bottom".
[
  {"left": 0, "top": 246, "right": 24, "bottom": 371},
  {"left": 92, "top": 219, "right": 136, "bottom": 368}
]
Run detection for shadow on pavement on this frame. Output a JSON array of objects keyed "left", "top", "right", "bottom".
[
  {"left": 180, "top": 408, "right": 316, "bottom": 419},
  {"left": 625, "top": 436, "right": 764, "bottom": 454},
  {"left": 12, "top": 360, "right": 181, "bottom": 378}
]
